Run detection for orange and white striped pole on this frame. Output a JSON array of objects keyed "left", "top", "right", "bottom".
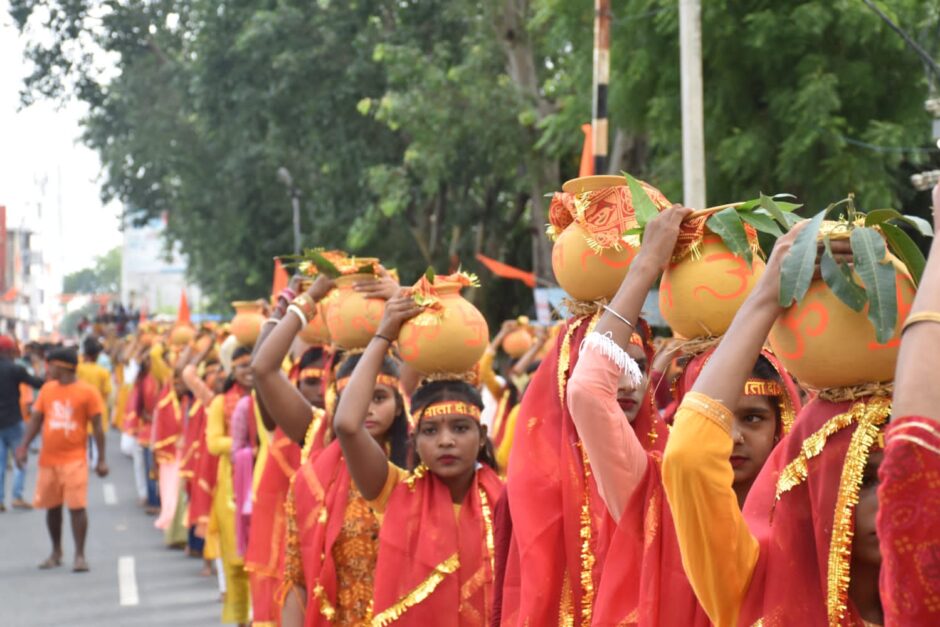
[{"left": 592, "top": 0, "right": 611, "bottom": 174}]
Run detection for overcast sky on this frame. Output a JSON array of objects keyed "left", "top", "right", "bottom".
[{"left": 0, "top": 0, "right": 122, "bottom": 281}]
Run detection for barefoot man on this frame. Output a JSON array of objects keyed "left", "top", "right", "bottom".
[{"left": 15, "top": 347, "right": 109, "bottom": 572}]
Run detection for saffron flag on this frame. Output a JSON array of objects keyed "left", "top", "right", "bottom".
[
  {"left": 475, "top": 254, "right": 536, "bottom": 288},
  {"left": 580, "top": 123, "right": 594, "bottom": 177},
  {"left": 178, "top": 291, "right": 191, "bottom": 325},
  {"left": 271, "top": 258, "right": 289, "bottom": 301}
]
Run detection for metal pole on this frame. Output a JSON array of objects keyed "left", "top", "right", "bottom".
[
  {"left": 679, "top": 0, "right": 707, "bottom": 208},
  {"left": 291, "top": 193, "right": 301, "bottom": 255},
  {"left": 592, "top": 0, "right": 611, "bottom": 174}
]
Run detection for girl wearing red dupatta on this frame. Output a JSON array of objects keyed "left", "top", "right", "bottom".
[
  {"left": 245, "top": 346, "right": 327, "bottom": 627},
  {"left": 334, "top": 295, "right": 503, "bottom": 626},
  {"left": 876, "top": 183, "right": 940, "bottom": 627},
  {"left": 566, "top": 206, "right": 801, "bottom": 626},
  {"left": 284, "top": 353, "right": 409, "bottom": 626},
  {"left": 662, "top": 223, "right": 889, "bottom": 626}
]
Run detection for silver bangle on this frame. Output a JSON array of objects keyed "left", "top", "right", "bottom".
[
  {"left": 602, "top": 305, "right": 636, "bottom": 332},
  {"left": 287, "top": 305, "right": 308, "bottom": 326}
]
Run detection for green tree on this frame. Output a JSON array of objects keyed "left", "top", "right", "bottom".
[{"left": 63, "top": 247, "right": 121, "bottom": 294}]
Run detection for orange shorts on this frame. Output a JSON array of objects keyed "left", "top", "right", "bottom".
[{"left": 34, "top": 459, "right": 89, "bottom": 510}]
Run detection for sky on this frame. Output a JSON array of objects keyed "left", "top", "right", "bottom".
[{"left": 0, "top": 0, "right": 122, "bottom": 281}]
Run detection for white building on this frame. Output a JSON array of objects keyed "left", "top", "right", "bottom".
[{"left": 121, "top": 212, "right": 201, "bottom": 315}]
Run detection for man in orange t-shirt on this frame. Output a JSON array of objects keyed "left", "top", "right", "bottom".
[{"left": 15, "top": 347, "right": 109, "bottom": 573}]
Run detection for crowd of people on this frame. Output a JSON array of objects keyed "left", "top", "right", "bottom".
[{"left": 1, "top": 178, "right": 938, "bottom": 627}]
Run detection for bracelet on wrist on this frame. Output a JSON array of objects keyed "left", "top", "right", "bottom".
[
  {"left": 287, "top": 305, "right": 309, "bottom": 326},
  {"left": 291, "top": 293, "right": 317, "bottom": 321},
  {"left": 902, "top": 311, "right": 940, "bottom": 334},
  {"left": 373, "top": 333, "right": 393, "bottom": 344}
]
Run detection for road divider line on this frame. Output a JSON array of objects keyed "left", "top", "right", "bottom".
[
  {"left": 118, "top": 556, "right": 139, "bottom": 606},
  {"left": 103, "top": 483, "right": 118, "bottom": 505}
]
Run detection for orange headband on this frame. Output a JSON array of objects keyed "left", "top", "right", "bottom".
[
  {"left": 300, "top": 367, "right": 325, "bottom": 380},
  {"left": 743, "top": 379, "right": 783, "bottom": 397},
  {"left": 232, "top": 355, "right": 251, "bottom": 368},
  {"left": 420, "top": 401, "right": 482, "bottom": 421},
  {"left": 49, "top": 359, "right": 77, "bottom": 371},
  {"left": 336, "top": 374, "right": 399, "bottom": 393}
]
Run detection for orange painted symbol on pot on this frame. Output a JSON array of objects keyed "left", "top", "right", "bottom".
[
  {"left": 398, "top": 322, "right": 443, "bottom": 362},
  {"left": 692, "top": 253, "right": 751, "bottom": 301},
  {"left": 777, "top": 286, "right": 830, "bottom": 361},
  {"left": 456, "top": 302, "right": 487, "bottom": 348}
]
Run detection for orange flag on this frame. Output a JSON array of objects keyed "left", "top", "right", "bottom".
[
  {"left": 579, "top": 123, "right": 594, "bottom": 177},
  {"left": 271, "top": 258, "right": 289, "bottom": 301},
  {"left": 177, "top": 291, "right": 191, "bottom": 325},
  {"left": 475, "top": 253, "right": 537, "bottom": 288}
]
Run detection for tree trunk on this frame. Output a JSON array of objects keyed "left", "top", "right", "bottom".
[{"left": 494, "top": 0, "right": 556, "bottom": 283}]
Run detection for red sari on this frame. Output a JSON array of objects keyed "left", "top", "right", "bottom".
[
  {"left": 372, "top": 465, "right": 504, "bottom": 626},
  {"left": 244, "top": 426, "right": 301, "bottom": 625},
  {"left": 180, "top": 399, "right": 205, "bottom": 484},
  {"left": 877, "top": 416, "right": 940, "bottom": 626},
  {"left": 152, "top": 387, "right": 184, "bottom": 466},
  {"left": 739, "top": 395, "right": 891, "bottom": 625}
]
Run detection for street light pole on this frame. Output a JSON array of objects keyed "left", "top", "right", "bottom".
[
  {"left": 679, "top": 0, "right": 707, "bottom": 209},
  {"left": 277, "top": 166, "right": 302, "bottom": 255}
]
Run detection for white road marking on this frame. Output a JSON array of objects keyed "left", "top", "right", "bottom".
[
  {"left": 118, "top": 556, "right": 139, "bottom": 606},
  {"left": 103, "top": 483, "right": 118, "bottom": 505}
]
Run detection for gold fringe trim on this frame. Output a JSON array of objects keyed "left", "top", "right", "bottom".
[
  {"left": 774, "top": 397, "right": 891, "bottom": 501},
  {"left": 578, "top": 443, "right": 597, "bottom": 625},
  {"left": 561, "top": 298, "right": 606, "bottom": 319},
  {"left": 811, "top": 381, "right": 894, "bottom": 403},
  {"left": 312, "top": 583, "right": 337, "bottom": 622},
  {"left": 371, "top": 553, "right": 459, "bottom": 626},
  {"left": 673, "top": 334, "right": 723, "bottom": 357},
  {"left": 558, "top": 572, "right": 575, "bottom": 627},
  {"left": 276, "top": 476, "right": 305, "bottom": 606},
  {"left": 479, "top": 487, "right": 495, "bottom": 574},
  {"left": 301, "top": 407, "right": 326, "bottom": 465},
  {"left": 826, "top": 407, "right": 886, "bottom": 625},
  {"left": 420, "top": 370, "right": 480, "bottom": 386},
  {"left": 556, "top": 313, "right": 600, "bottom": 405},
  {"left": 404, "top": 463, "right": 428, "bottom": 490}
]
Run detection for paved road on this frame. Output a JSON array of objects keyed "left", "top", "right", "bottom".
[{"left": 0, "top": 430, "right": 222, "bottom": 626}]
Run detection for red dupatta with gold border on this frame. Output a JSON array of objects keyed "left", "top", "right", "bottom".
[{"left": 372, "top": 465, "right": 503, "bottom": 626}]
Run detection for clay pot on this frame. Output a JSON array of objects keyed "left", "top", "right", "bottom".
[
  {"left": 552, "top": 224, "right": 638, "bottom": 302},
  {"left": 502, "top": 328, "right": 534, "bottom": 358},
  {"left": 170, "top": 324, "right": 195, "bottom": 347},
  {"left": 768, "top": 253, "right": 914, "bottom": 389},
  {"left": 398, "top": 281, "right": 490, "bottom": 375},
  {"left": 322, "top": 274, "right": 385, "bottom": 349},
  {"left": 659, "top": 234, "right": 766, "bottom": 338},
  {"left": 298, "top": 304, "right": 331, "bottom": 345},
  {"left": 230, "top": 301, "right": 265, "bottom": 347}
]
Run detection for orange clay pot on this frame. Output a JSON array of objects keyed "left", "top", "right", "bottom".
[
  {"left": 659, "top": 234, "right": 766, "bottom": 338},
  {"left": 398, "top": 281, "right": 490, "bottom": 375},
  {"left": 768, "top": 253, "right": 914, "bottom": 389},
  {"left": 230, "top": 301, "right": 265, "bottom": 347},
  {"left": 323, "top": 274, "right": 385, "bottom": 349},
  {"left": 551, "top": 223, "right": 638, "bottom": 303},
  {"left": 170, "top": 324, "right": 196, "bottom": 347},
  {"left": 502, "top": 327, "right": 534, "bottom": 358},
  {"left": 298, "top": 304, "right": 331, "bottom": 345}
]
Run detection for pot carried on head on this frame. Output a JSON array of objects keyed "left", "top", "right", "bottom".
[
  {"left": 549, "top": 175, "right": 672, "bottom": 303},
  {"left": 321, "top": 257, "right": 384, "bottom": 350},
  {"left": 769, "top": 228, "right": 915, "bottom": 390},
  {"left": 659, "top": 214, "right": 766, "bottom": 339},
  {"left": 230, "top": 301, "right": 265, "bottom": 347},
  {"left": 398, "top": 273, "right": 489, "bottom": 375}
]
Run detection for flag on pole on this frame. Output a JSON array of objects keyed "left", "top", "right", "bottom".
[
  {"left": 271, "top": 258, "right": 289, "bottom": 301},
  {"left": 475, "top": 253, "right": 537, "bottom": 288},
  {"left": 177, "top": 291, "right": 191, "bottom": 325},
  {"left": 580, "top": 123, "right": 595, "bottom": 177}
]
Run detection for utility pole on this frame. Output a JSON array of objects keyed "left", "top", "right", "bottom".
[
  {"left": 592, "top": 0, "right": 611, "bottom": 174},
  {"left": 277, "top": 167, "right": 302, "bottom": 255},
  {"left": 679, "top": 0, "right": 706, "bottom": 208}
]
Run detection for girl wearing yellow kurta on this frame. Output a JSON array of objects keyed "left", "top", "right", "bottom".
[
  {"left": 207, "top": 346, "right": 254, "bottom": 626},
  {"left": 662, "top": 223, "right": 886, "bottom": 626}
]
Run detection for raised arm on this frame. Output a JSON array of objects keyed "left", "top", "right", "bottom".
[
  {"left": 251, "top": 276, "right": 333, "bottom": 443},
  {"left": 334, "top": 295, "right": 423, "bottom": 501},
  {"left": 568, "top": 204, "right": 691, "bottom": 521},
  {"left": 893, "top": 183, "right": 940, "bottom": 420}
]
